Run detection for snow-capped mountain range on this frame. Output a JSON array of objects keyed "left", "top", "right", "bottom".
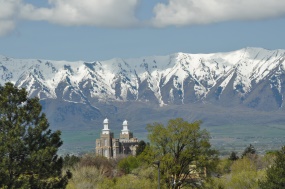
[
  {"left": 3, "top": 47, "right": 285, "bottom": 154},
  {"left": 1, "top": 47, "right": 285, "bottom": 110}
]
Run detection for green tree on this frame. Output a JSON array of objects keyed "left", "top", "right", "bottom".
[
  {"left": 63, "top": 154, "right": 81, "bottom": 168},
  {"left": 228, "top": 151, "right": 239, "bottom": 161},
  {"left": 136, "top": 140, "right": 147, "bottom": 156},
  {"left": 209, "top": 157, "right": 266, "bottom": 189},
  {"left": 259, "top": 146, "right": 285, "bottom": 189},
  {"left": 0, "top": 82, "right": 70, "bottom": 188},
  {"left": 118, "top": 156, "right": 140, "bottom": 174},
  {"left": 227, "top": 157, "right": 264, "bottom": 189},
  {"left": 242, "top": 144, "right": 256, "bottom": 158},
  {"left": 146, "top": 118, "right": 219, "bottom": 189}
]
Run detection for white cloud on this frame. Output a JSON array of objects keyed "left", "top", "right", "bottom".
[
  {"left": 151, "top": 0, "right": 285, "bottom": 27},
  {"left": 0, "top": 20, "right": 15, "bottom": 36},
  {"left": 20, "top": 0, "right": 140, "bottom": 27},
  {"left": 0, "top": 0, "right": 140, "bottom": 36},
  {"left": 1, "top": 0, "right": 285, "bottom": 36},
  {"left": 0, "top": 0, "right": 21, "bottom": 36}
]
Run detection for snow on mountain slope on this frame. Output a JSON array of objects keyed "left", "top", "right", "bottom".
[{"left": 1, "top": 47, "right": 285, "bottom": 107}]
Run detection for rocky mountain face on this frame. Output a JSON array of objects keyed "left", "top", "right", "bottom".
[
  {"left": 0, "top": 48, "right": 285, "bottom": 108},
  {"left": 1, "top": 47, "right": 285, "bottom": 134}
]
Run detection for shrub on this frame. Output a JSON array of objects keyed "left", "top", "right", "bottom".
[{"left": 118, "top": 156, "right": 140, "bottom": 174}]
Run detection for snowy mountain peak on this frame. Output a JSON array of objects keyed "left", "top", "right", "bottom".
[{"left": 1, "top": 47, "right": 285, "bottom": 108}]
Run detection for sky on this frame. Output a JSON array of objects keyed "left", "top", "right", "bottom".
[{"left": 0, "top": 0, "right": 285, "bottom": 61}]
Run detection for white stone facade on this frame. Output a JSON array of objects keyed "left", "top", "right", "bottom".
[{"left": 95, "top": 119, "right": 139, "bottom": 158}]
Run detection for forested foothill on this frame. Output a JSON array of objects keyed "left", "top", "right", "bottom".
[{"left": 1, "top": 82, "right": 285, "bottom": 189}]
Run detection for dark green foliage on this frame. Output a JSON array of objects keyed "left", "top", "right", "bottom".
[
  {"left": 265, "top": 150, "right": 279, "bottom": 156},
  {"left": 136, "top": 140, "right": 147, "bottom": 156},
  {"left": 63, "top": 154, "right": 81, "bottom": 168},
  {"left": 118, "top": 156, "right": 139, "bottom": 174},
  {"left": 228, "top": 151, "right": 239, "bottom": 161},
  {"left": 145, "top": 118, "right": 219, "bottom": 189},
  {"left": 259, "top": 146, "right": 285, "bottom": 189},
  {"left": 242, "top": 144, "right": 256, "bottom": 158},
  {"left": 0, "top": 82, "right": 70, "bottom": 188}
]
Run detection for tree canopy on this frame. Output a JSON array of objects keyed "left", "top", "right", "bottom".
[
  {"left": 228, "top": 151, "right": 239, "bottom": 161},
  {"left": 259, "top": 146, "right": 285, "bottom": 189},
  {"left": 136, "top": 140, "right": 147, "bottom": 156},
  {"left": 0, "top": 82, "right": 70, "bottom": 188},
  {"left": 242, "top": 144, "right": 256, "bottom": 158},
  {"left": 144, "top": 118, "right": 218, "bottom": 189}
]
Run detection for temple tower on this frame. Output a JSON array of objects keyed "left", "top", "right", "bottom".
[
  {"left": 95, "top": 119, "right": 139, "bottom": 158},
  {"left": 120, "top": 120, "right": 133, "bottom": 140},
  {"left": 95, "top": 118, "right": 114, "bottom": 158}
]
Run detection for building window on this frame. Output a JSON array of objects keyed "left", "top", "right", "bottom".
[
  {"left": 104, "top": 139, "right": 107, "bottom": 146},
  {"left": 104, "top": 149, "right": 108, "bottom": 157}
]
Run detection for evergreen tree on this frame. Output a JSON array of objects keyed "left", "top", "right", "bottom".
[
  {"left": 259, "top": 146, "right": 285, "bottom": 189},
  {"left": 242, "top": 144, "right": 256, "bottom": 158},
  {"left": 136, "top": 140, "right": 147, "bottom": 156},
  {"left": 228, "top": 151, "right": 239, "bottom": 161},
  {"left": 63, "top": 154, "right": 81, "bottom": 168},
  {"left": 0, "top": 82, "right": 71, "bottom": 188}
]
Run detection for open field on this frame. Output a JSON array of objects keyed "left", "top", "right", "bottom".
[
  {"left": 58, "top": 123, "right": 285, "bottom": 156},
  {"left": 205, "top": 124, "right": 285, "bottom": 155}
]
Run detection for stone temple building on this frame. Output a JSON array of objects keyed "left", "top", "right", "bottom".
[{"left": 95, "top": 118, "right": 139, "bottom": 158}]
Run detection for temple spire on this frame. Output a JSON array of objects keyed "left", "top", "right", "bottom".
[
  {"left": 102, "top": 118, "right": 110, "bottom": 134},
  {"left": 121, "top": 120, "right": 129, "bottom": 134}
]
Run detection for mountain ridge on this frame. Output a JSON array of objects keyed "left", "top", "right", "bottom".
[
  {"left": 1, "top": 47, "right": 285, "bottom": 109},
  {"left": 2, "top": 47, "right": 285, "bottom": 154}
]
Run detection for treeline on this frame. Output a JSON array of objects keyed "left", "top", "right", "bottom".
[
  {"left": 63, "top": 144, "right": 285, "bottom": 189},
  {"left": 63, "top": 153, "right": 157, "bottom": 188},
  {"left": 1, "top": 82, "right": 285, "bottom": 189}
]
